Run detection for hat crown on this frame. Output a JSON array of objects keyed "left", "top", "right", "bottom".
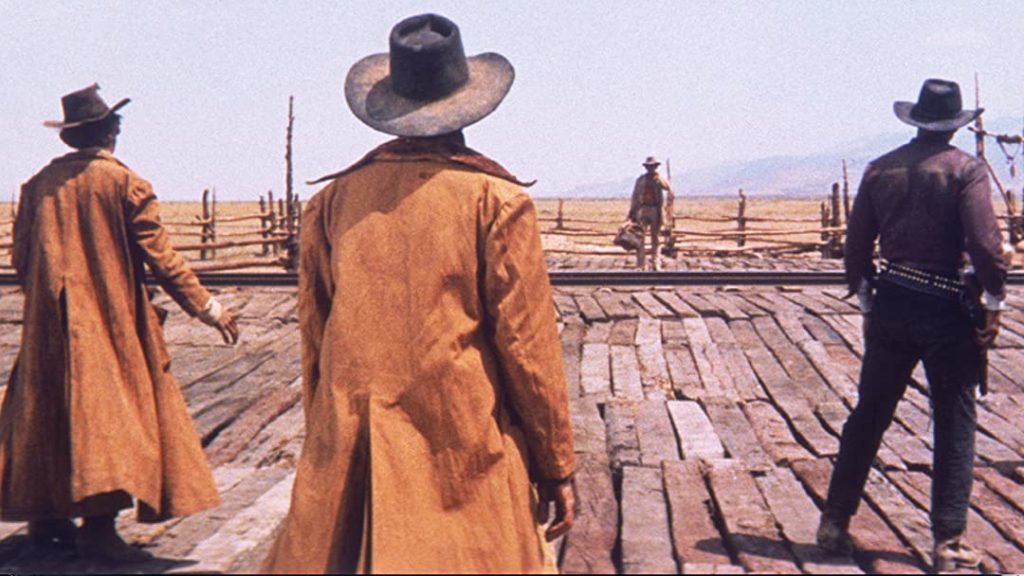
[
  {"left": 911, "top": 79, "right": 964, "bottom": 122},
  {"left": 389, "top": 14, "right": 470, "bottom": 102},
  {"left": 60, "top": 83, "right": 114, "bottom": 125}
]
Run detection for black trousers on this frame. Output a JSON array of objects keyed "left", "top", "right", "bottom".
[{"left": 824, "top": 281, "right": 979, "bottom": 540}]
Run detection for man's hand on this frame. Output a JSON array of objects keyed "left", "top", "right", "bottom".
[
  {"left": 213, "top": 310, "right": 240, "bottom": 345},
  {"left": 536, "top": 478, "right": 575, "bottom": 542},
  {"left": 975, "top": 310, "right": 1000, "bottom": 349}
]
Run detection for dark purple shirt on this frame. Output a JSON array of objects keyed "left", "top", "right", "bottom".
[{"left": 844, "top": 135, "right": 1007, "bottom": 298}]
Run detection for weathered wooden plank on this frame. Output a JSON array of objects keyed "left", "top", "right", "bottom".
[
  {"left": 677, "top": 292, "right": 721, "bottom": 318},
  {"left": 553, "top": 292, "right": 580, "bottom": 318},
  {"left": 706, "top": 318, "right": 765, "bottom": 402},
  {"left": 605, "top": 400, "right": 641, "bottom": 471},
  {"left": 569, "top": 398, "right": 608, "bottom": 459},
  {"left": 971, "top": 479, "right": 1024, "bottom": 551},
  {"left": 561, "top": 453, "right": 618, "bottom": 574},
  {"left": 560, "top": 322, "right": 585, "bottom": 397},
  {"left": 575, "top": 294, "right": 608, "bottom": 323},
  {"left": 579, "top": 343, "right": 612, "bottom": 399},
  {"left": 704, "top": 399, "right": 774, "bottom": 472},
  {"left": 594, "top": 290, "right": 637, "bottom": 320},
  {"left": 611, "top": 345, "right": 644, "bottom": 400},
  {"left": 633, "top": 292, "right": 676, "bottom": 319},
  {"left": 653, "top": 291, "right": 699, "bottom": 318},
  {"left": 741, "top": 400, "right": 812, "bottom": 465},
  {"left": 608, "top": 318, "right": 638, "bottom": 346},
  {"left": 662, "top": 461, "right": 734, "bottom": 569},
  {"left": 666, "top": 400, "right": 725, "bottom": 461},
  {"left": 231, "top": 400, "right": 305, "bottom": 469},
  {"left": 790, "top": 459, "right": 925, "bottom": 574},
  {"left": 974, "top": 467, "right": 1024, "bottom": 515},
  {"left": 635, "top": 400, "right": 681, "bottom": 466},
  {"left": 186, "top": 471, "right": 296, "bottom": 573},
  {"left": 705, "top": 460, "right": 801, "bottom": 574},
  {"left": 683, "top": 318, "right": 736, "bottom": 402},
  {"left": 583, "top": 319, "right": 612, "bottom": 343},
  {"left": 888, "top": 470, "right": 1021, "bottom": 574},
  {"left": 661, "top": 318, "right": 688, "bottom": 345},
  {"left": 701, "top": 292, "right": 749, "bottom": 321},
  {"left": 634, "top": 318, "right": 671, "bottom": 399},
  {"left": 664, "top": 345, "right": 704, "bottom": 401},
  {"left": 755, "top": 468, "right": 862, "bottom": 573},
  {"left": 620, "top": 466, "right": 677, "bottom": 574},
  {"left": 205, "top": 378, "right": 302, "bottom": 466},
  {"left": 862, "top": 469, "right": 933, "bottom": 566}
]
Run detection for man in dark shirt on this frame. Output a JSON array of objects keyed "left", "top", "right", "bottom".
[{"left": 817, "top": 79, "right": 1008, "bottom": 573}]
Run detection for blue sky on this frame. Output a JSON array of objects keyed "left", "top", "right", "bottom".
[{"left": 2, "top": 1, "right": 1022, "bottom": 200}]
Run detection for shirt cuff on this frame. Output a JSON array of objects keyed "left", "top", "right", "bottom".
[
  {"left": 198, "top": 297, "right": 223, "bottom": 325},
  {"left": 856, "top": 278, "right": 873, "bottom": 314},
  {"left": 983, "top": 291, "right": 1006, "bottom": 312}
]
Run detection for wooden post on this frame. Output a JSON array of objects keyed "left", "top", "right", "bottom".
[
  {"left": 736, "top": 189, "right": 747, "bottom": 247},
  {"left": 268, "top": 190, "right": 279, "bottom": 256},
  {"left": 974, "top": 72, "right": 985, "bottom": 159},
  {"left": 820, "top": 200, "right": 830, "bottom": 258},
  {"left": 200, "top": 188, "right": 210, "bottom": 261},
  {"left": 1009, "top": 190, "right": 1020, "bottom": 245},
  {"left": 260, "top": 192, "right": 270, "bottom": 256},
  {"left": 284, "top": 95, "right": 298, "bottom": 271},
  {"left": 829, "top": 182, "right": 843, "bottom": 258},
  {"left": 556, "top": 199, "right": 564, "bottom": 230},
  {"left": 209, "top": 188, "right": 218, "bottom": 260},
  {"left": 841, "top": 159, "right": 851, "bottom": 222}
]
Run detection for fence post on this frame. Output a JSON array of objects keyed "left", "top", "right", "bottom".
[
  {"left": 820, "top": 200, "right": 830, "bottom": 258},
  {"left": 556, "top": 199, "right": 564, "bottom": 230},
  {"left": 830, "top": 182, "right": 842, "bottom": 258},
  {"left": 842, "top": 159, "right": 851, "bottom": 222},
  {"left": 200, "top": 188, "right": 210, "bottom": 261},
  {"left": 259, "top": 192, "right": 270, "bottom": 256},
  {"left": 1009, "top": 190, "right": 1020, "bottom": 245},
  {"left": 736, "top": 188, "right": 747, "bottom": 247},
  {"left": 210, "top": 188, "right": 218, "bottom": 260}
]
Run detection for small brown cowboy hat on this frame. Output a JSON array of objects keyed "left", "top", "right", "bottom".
[
  {"left": 43, "top": 83, "right": 130, "bottom": 129},
  {"left": 893, "top": 78, "right": 982, "bottom": 132},
  {"left": 643, "top": 156, "right": 661, "bottom": 167},
  {"left": 345, "top": 13, "right": 514, "bottom": 137}
]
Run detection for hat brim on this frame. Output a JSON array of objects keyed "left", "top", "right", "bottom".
[
  {"left": 643, "top": 162, "right": 660, "bottom": 167},
  {"left": 345, "top": 52, "right": 514, "bottom": 137},
  {"left": 43, "top": 97, "right": 131, "bottom": 129},
  {"left": 893, "top": 101, "right": 981, "bottom": 132}
]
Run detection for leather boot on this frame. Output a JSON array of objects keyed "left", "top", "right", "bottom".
[
  {"left": 933, "top": 535, "right": 981, "bottom": 573},
  {"left": 815, "top": 513, "right": 852, "bottom": 555}
]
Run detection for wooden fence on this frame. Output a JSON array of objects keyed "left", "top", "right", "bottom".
[{"left": 538, "top": 185, "right": 852, "bottom": 259}]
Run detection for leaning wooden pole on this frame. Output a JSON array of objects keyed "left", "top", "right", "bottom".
[
  {"left": 284, "top": 96, "right": 297, "bottom": 271},
  {"left": 200, "top": 188, "right": 210, "bottom": 261},
  {"left": 736, "top": 189, "right": 747, "bottom": 247},
  {"left": 975, "top": 72, "right": 985, "bottom": 159},
  {"left": 841, "top": 159, "right": 851, "bottom": 222}
]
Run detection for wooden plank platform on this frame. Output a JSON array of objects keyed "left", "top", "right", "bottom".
[{"left": 0, "top": 281, "right": 1023, "bottom": 574}]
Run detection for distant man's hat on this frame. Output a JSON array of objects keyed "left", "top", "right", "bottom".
[
  {"left": 345, "top": 13, "right": 514, "bottom": 137},
  {"left": 893, "top": 78, "right": 982, "bottom": 132},
  {"left": 43, "top": 83, "right": 130, "bottom": 129},
  {"left": 643, "top": 156, "right": 661, "bottom": 167}
]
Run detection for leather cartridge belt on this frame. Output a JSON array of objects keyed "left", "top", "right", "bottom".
[{"left": 877, "top": 259, "right": 965, "bottom": 301}]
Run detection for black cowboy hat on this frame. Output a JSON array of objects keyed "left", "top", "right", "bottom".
[
  {"left": 893, "top": 78, "right": 982, "bottom": 132},
  {"left": 345, "top": 14, "right": 514, "bottom": 137},
  {"left": 43, "top": 83, "right": 130, "bottom": 129}
]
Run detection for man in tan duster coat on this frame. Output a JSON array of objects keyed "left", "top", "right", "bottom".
[
  {"left": 263, "top": 14, "right": 576, "bottom": 573},
  {"left": 0, "top": 84, "right": 239, "bottom": 561}
]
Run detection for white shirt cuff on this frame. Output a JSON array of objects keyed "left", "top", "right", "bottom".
[
  {"left": 199, "top": 297, "right": 223, "bottom": 324},
  {"left": 983, "top": 291, "right": 1006, "bottom": 312}
]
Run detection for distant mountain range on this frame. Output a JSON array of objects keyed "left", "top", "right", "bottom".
[{"left": 543, "top": 116, "right": 1023, "bottom": 199}]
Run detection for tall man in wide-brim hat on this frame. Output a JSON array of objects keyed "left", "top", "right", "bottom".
[
  {"left": 629, "top": 156, "right": 673, "bottom": 270},
  {"left": 0, "top": 84, "right": 239, "bottom": 561},
  {"left": 263, "top": 13, "right": 576, "bottom": 573},
  {"left": 816, "top": 78, "right": 1008, "bottom": 572}
]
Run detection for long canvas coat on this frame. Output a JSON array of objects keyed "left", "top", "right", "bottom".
[
  {"left": 0, "top": 148, "right": 219, "bottom": 522},
  {"left": 263, "top": 139, "right": 576, "bottom": 573}
]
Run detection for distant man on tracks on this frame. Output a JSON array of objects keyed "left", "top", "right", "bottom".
[
  {"left": 816, "top": 78, "right": 1008, "bottom": 572},
  {"left": 628, "top": 156, "right": 673, "bottom": 270},
  {"left": 0, "top": 84, "right": 239, "bottom": 562},
  {"left": 263, "top": 14, "right": 576, "bottom": 573}
]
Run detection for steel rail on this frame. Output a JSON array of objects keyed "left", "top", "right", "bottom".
[{"left": 2, "top": 270, "right": 1024, "bottom": 288}]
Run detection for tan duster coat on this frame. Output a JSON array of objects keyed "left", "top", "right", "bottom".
[
  {"left": 0, "top": 148, "right": 219, "bottom": 522},
  {"left": 263, "top": 139, "right": 576, "bottom": 573}
]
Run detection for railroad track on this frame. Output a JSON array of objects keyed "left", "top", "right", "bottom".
[{"left": 2, "top": 270, "right": 1024, "bottom": 287}]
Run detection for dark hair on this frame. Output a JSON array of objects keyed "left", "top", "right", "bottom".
[{"left": 59, "top": 113, "right": 121, "bottom": 150}]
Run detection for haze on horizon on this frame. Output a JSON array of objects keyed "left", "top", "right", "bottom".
[{"left": 2, "top": 1, "right": 1022, "bottom": 201}]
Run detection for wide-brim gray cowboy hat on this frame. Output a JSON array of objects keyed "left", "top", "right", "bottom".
[
  {"left": 345, "top": 13, "right": 514, "bottom": 137},
  {"left": 643, "top": 156, "right": 661, "bottom": 167},
  {"left": 893, "top": 78, "right": 982, "bottom": 132},
  {"left": 43, "top": 83, "right": 130, "bottom": 129}
]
